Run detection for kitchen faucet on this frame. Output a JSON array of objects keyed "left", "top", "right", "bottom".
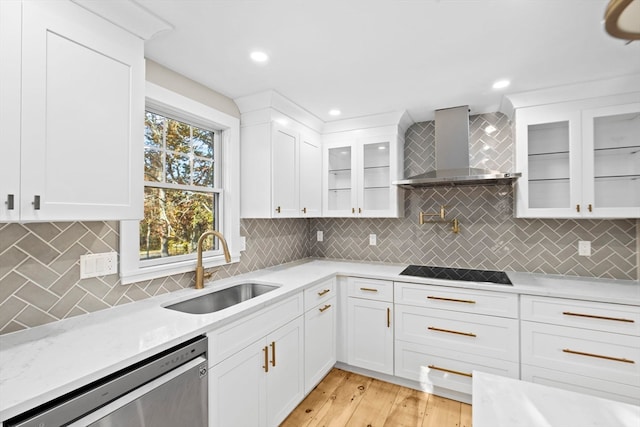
[{"left": 195, "top": 230, "right": 231, "bottom": 289}]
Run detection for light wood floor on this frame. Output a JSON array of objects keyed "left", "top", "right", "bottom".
[{"left": 281, "top": 368, "right": 472, "bottom": 427}]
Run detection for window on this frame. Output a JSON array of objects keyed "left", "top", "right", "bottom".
[
  {"left": 120, "top": 82, "right": 240, "bottom": 284},
  {"left": 141, "top": 111, "right": 219, "bottom": 264}
]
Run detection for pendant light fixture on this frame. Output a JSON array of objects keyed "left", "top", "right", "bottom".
[{"left": 604, "top": 0, "right": 640, "bottom": 40}]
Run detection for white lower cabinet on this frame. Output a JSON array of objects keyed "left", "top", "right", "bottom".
[
  {"left": 393, "top": 281, "right": 519, "bottom": 403},
  {"left": 520, "top": 295, "right": 640, "bottom": 405},
  {"left": 303, "top": 278, "right": 337, "bottom": 393},
  {"left": 210, "top": 316, "right": 304, "bottom": 427},
  {"left": 304, "top": 295, "right": 337, "bottom": 393},
  {"left": 346, "top": 278, "right": 394, "bottom": 375},
  {"left": 207, "top": 293, "right": 304, "bottom": 427}
]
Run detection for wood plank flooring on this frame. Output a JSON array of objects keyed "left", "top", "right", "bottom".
[{"left": 280, "top": 368, "right": 472, "bottom": 427}]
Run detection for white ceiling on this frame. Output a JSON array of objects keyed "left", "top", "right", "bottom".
[{"left": 139, "top": 0, "right": 640, "bottom": 123}]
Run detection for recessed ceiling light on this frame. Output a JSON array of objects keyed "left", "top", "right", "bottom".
[
  {"left": 250, "top": 51, "right": 269, "bottom": 63},
  {"left": 492, "top": 79, "right": 510, "bottom": 90},
  {"left": 328, "top": 109, "right": 341, "bottom": 116}
]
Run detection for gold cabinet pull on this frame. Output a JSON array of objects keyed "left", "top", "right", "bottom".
[
  {"left": 352, "top": 207, "right": 355, "bottom": 214},
  {"left": 270, "top": 341, "right": 276, "bottom": 367},
  {"left": 428, "top": 326, "right": 476, "bottom": 337},
  {"left": 428, "top": 365, "right": 472, "bottom": 378},
  {"left": 562, "top": 311, "right": 635, "bottom": 323},
  {"left": 302, "top": 207, "right": 307, "bottom": 214},
  {"left": 387, "top": 307, "right": 391, "bottom": 328},
  {"left": 576, "top": 204, "right": 580, "bottom": 213},
  {"left": 588, "top": 204, "right": 593, "bottom": 212},
  {"left": 360, "top": 287, "right": 379, "bottom": 292},
  {"left": 319, "top": 304, "right": 332, "bottom": 312},
  {"left": 427, "top": 296, "right": 476, "bottom": 304},
  {"left": 275, "top": 206, "right": 281, "bottom": 213},
  {"left": 317, "top": 289, "right": 331, "bottom": 296},
  {"left": 263, "top": 346, "right": 269, "bottom": 372},
  {"left": 358, "top": 207, "right": 362, "bottom": 214},
  {"left": 562, "top": 348, "right": 635, "bottom": 364}
]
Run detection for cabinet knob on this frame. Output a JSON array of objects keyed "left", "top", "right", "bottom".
[
  {"left": 302, "top": 207, "right": 307, "bottom": 214},
  {"left": 6, "top": 194, "right": 14, "bottom": 210},
  {"left": 275, "top": 206, "right": 281, "bottom": 214},
  {"left": 588, "top": 204, "right": 593, "bottom": 213},
  {"left": 358, "top": 207, "right": 362, "bottom": 214},
  {"left": 32, "top": 195, "right": 41, "bottom": 210},
  {"left": 352, "top": 207, "right": 355, "bottom": 214},
  {"left": 576, "top": 204, "right": 580, "bottom": 213}
]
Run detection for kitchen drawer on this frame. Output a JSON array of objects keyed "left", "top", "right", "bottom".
[
  {"left": 395, "top": 305, "right": 519, "bottom": 362},
  {"left": 347, "top": 277, "right": 393, "bottom": 302},
  {"left": 207, "top": 292, "right": 303, "bottom": 364},
  {"left": 395, "top": 340, "right": 519, "bottom": 396},
  {"left": 304, "top": 278, "right": 336, "bottom": 312},
  {"left": 521, "top": 321, "right": 640, "bottom": 387},
  {"left": 394, "top": 282, "right": 518, "bottom": 318},
  {"left": 521, "top": 295, "right": 640, "bottom": 336},
  {"left": 521, "top": 364, "right": 640, "bottom": 406}
]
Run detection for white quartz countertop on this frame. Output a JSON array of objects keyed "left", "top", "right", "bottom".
[
  {"left": 472, "top": 370, "right": 640, "bottom": 426},
  {"left": 0, "top": 258, "right": 638, "bottom": 421}
]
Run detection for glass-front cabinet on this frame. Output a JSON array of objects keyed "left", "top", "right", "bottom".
[
  {"left": 515, "top": 96, "right": 640, "bottom": 218},
  {"left": 582, "top": 104, "right": 640, "bottom": 217},
  {"left": 323, "top": 133, "right": 403, "bottom": 218}
]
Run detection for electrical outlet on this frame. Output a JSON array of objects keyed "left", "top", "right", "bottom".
[
  {"left": 369, "top": 234, "right": 377, "bottom": 246},
  {"left": 317, "top": 231, "right": 323, "bottom": 242},
  {"left": 239, "top": 236, "right": 246, "bottom": 251},
  {"left": 80, "top": 252, "right": 117, "bottom": 278},
  {"left": 578, "top": 241, "right": 591, "bottom": 256}
]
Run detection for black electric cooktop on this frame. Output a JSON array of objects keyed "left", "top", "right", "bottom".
[{"left": 399, "top": 265, "right": 513, "bottom": 285}]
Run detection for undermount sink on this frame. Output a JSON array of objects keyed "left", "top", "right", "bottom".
[{"left": 165, "top": 283, "right": 279, "bottom": 314}]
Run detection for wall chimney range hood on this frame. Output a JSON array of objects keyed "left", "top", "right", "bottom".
[{"left": 394, "top": 106, "right": 521, "bottom": 188}]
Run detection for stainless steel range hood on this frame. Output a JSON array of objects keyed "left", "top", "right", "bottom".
[{"left": 394, "top": 106, "right": 521, "bottom": 188}]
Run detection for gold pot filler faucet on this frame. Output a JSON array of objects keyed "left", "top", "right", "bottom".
[
  {"left": 195, "top": 230, "right": 231, "bottom": 289},
  {"left": 419, "top": 205, "right": 460, "bottom": 234}
]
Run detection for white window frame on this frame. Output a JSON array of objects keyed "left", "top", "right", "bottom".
[{"left": 119, "top": 82, "right": 240, "bottom": 285}]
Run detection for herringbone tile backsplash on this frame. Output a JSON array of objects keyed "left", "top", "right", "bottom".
[
  {"left": 310, "top": 113, "right": 637, "bottom": 279},
  {"left": 0, "top": 113, "right": 637, "bottom": 335},
  {"left": 0, "top": 219, "right": 309, "bottom": 334}
]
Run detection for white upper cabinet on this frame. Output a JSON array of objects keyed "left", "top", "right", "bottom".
[
  {"left": 0, "top": 0, "right": 144, "bottom": 222},
  {"left": 0, "top": 0, "right": 21, "bottom": 222},
  {"left": 299, "top": 131, "right": 323, "bottom": 217},
  {"left": 237, "top": 91, "right": 323, "bottom": 218},
  {"left": 323, "top": 129, "right": 404, "bottom": 218},
  {"left": 271, "top": 124, "right": 300, "bottom": 217},
  {"left": 514, "top": 93, "right": 640, "bottom": 218}
]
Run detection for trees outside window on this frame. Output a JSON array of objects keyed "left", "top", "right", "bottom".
[{"left": 141, "top": 111, "right": 219, "bottom": 261}]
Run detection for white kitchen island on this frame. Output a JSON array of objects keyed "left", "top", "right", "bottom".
[{"left": 472, "top": 370, "right": 640, "bottom": 427}]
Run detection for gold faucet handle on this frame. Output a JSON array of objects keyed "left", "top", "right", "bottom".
[
  {"left": 203, "top": 271, "right": 214, "bottom": 280},
  {"left": 439, "top": 205, "right": 449, "bottom": 219}
]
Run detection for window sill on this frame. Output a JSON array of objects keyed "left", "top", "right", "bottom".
[{"left": 120, "top": 254, "right": 240, "bottom": 285}]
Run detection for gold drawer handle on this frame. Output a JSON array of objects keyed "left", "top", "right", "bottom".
[
  {"left": 562, "top": 349, "right": 635, "bottom": 364},
  {"left": 317, "top": 289, "right": 331, "bottom": 296},
  {"left": 428, "top": 365, "right": 472, "bottom": 378},
  {"left": 360, "top": 287, "right": 379, "bottom": 292},
  {"left": 562, "top": 311, "right": 635, "bottom": 323},
  {"left": 319, "top": 304, "right": 332, "bottom": 313},
  {"left": 428, "top": 326, "right": 476, "bottom": 337},
  {"left": 270, "top": 341, "right": 276, "bottom": 367},
  {"left": 263, "top": 346, "right": 269, "bottom": 372},
  {"left": 387, "top": 307, "right": 391, "bottom": 328},
  {"left": 427, "top": 296, "right": 476, "bottom": 304}
]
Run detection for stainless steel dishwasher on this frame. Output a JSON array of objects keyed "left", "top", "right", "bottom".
[{"left": 5, "top": 335, "right": 208, "bottom": 427}]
